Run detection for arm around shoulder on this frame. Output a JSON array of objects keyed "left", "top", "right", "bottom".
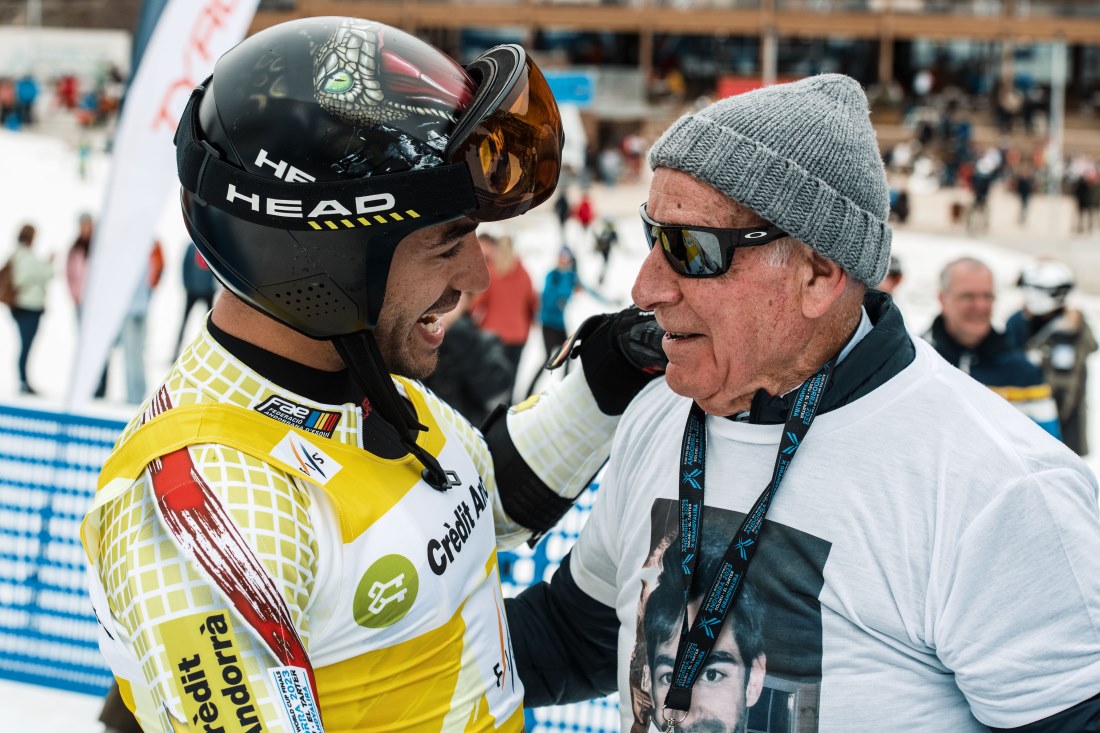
[{"left": 506, "top": 553, "right": 620, "bottom": 706}]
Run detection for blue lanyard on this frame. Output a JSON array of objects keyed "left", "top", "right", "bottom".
[{"left": 663, "top": 359, "right": 835, "bottom": 719}]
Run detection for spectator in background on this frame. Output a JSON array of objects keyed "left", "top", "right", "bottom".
[
  {"left": 923, "top": 257, "right": 1061, "bottom": 438},
  {"left": 1073, "top": 165, "right": 1098, "bottom": 235},
  {"left": 888, "top": 187, "right": 909, "bottom": 225},
  {"left": 575, "top": 190, "right": 596, "bottom": 235},
  {"left": 7, "top": 224, "right": 53, "bottom": 395},
  {"left": 539, "top": 247, "right": 581, "bottom": 368},
  {"left": 56, "top": 74, "right": 78, "bottom": 110},
  {"left": 1012, "top": 161, "right": 1035, "bottom": 225},
  {"left": 66, "top": 213, "right": 106, "bottom": 397},
  {"left": 15, "top": 74, "right": 37, "bottom": 126},
  {"left": 555, "top": 190, "right": 571, "bottom": 239},
  {"left": 174, "top": 241, "right": 217, "bottom": 357},
  {"left": 878, "top": 255, "right": 903, "bottom": 294},
  {"left": 593, "top": 218, "right": 619, "bottom": 286},
  {"left": 470, "top": 232, "right": 538, "bottom": 394},
  {"left": 1007, "top": 259, "right": 1097, "bottom": 455},
  {"left": 423, "top": 291, "right": 514, "bottom": 427},
  {"left": 0, "top": 78, "right": 18, "bottom": 130},
  {"left": 966, "top": 157, "right": 995, "bottom": 235},
  {"left": 120, "top": 241, "right": 164, "bottom": 404},
  {"left": 533, "top": 246, "right": 612, "bottom": 383},
  {"left": 621, "top": 133, "right": 645, "bottom": 182}
]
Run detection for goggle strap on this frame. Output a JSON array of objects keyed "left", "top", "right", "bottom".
[{"left": 176, "top": 86, "right": 478, "bottom": 231}]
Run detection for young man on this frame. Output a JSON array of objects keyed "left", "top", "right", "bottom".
[
  {"left": 81, "top": 18, "right": 663, "bottom": 733},
  {"left": 508, "top": 74, "right": 1100, "bottom": 732}
]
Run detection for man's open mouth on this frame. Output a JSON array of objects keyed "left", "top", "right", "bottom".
[{"left": 418, "top": 313, "right": 442, "bottom": 333}]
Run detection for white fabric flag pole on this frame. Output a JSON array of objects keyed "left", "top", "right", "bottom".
[{"left": 66, "top": 0, "right": 259, "bottom": 408}]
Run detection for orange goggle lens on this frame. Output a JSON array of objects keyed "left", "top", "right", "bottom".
[{"left": 451, "top": 57, "right": 563, "bottom": 222}]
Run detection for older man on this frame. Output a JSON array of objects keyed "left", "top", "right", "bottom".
[
  {"left": 507, "top": 74, "right": 1100, "bottom": 732},
  {"left": 924, "top": 257, "right": 1061, "bottom": 438}
]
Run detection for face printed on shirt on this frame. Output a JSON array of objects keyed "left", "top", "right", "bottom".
[
  {"left": 649, "top": 599, "right": 766, "bottom": 733},
  {"left": 629, "top": 499, "right": 831, "bottom": 733}
]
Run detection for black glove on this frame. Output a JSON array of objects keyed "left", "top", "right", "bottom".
[{"left": 546, "top": 306, "right": 667, "bottom": 415}]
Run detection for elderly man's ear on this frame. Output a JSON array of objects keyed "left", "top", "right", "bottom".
[{"left": 800, "top": 247, "right": 854, "bottom": 320}]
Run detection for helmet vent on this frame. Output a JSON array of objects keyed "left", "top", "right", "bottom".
[{"left": 259, "top": 277, "right": 356, "bottom": 318}]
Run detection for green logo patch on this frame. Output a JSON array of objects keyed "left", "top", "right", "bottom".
[{"left": 353, "top": 554, "right": 419, "bottom": 628}]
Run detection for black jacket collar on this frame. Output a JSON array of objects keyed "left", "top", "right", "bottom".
[
  {"left": 741, "top": 290, "right": 915, "bottom": 424},
  {"left": 207, "top": 317, "right": 361, "bottom": 406},
  {"left": 925, "top": 314, "right": 1009, "bottom": 368}
]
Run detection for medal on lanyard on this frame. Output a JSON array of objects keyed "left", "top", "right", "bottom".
[{"left": 661, "top": 358, "right": 834, "bottom": 725}]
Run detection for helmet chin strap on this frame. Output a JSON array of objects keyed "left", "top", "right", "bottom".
[{"left": 333, "top": 331, "right": 452, "bottom": 491}]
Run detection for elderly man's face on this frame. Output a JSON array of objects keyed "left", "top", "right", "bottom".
[
  {"left": 939, "top": 262, "right": 995, "bottom": 349},
  {"left": 632, "top": 168, "right": 807, "bottom": 415}
]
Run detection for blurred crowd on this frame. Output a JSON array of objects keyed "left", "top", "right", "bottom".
[
  {"left": 875, "top": 71, "right": 1100, "bottom": 236},
  {"left": 0, "top": 64, "right": 124, "bottom": 133}
]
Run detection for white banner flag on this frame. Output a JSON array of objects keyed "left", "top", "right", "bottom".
[{"left": 66, "top": 0, "right": 259, "bottom": 407}]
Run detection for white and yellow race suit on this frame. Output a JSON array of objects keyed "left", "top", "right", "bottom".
[{"left": 81, "top": 321, "right": 617, "bottom": 733}]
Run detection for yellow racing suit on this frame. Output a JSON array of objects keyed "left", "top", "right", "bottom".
[{"left": 81, "top": 321, "right": 618, "bottom": 733}]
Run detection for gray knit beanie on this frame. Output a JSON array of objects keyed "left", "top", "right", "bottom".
[{"left": 649, "top": 74, "right": 891, "bottom": 285}]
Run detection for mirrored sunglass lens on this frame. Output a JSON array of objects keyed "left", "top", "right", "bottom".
[
  {"left": 652, "top": 227, "right": 723, "bottom": 276},
  {"left": 681, "top": 230, "right": 723, "bottom": 275},
  {"left": 658, "top": 229, "right": 690, "bottom": 274}
]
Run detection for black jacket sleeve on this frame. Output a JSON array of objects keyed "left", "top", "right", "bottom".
[
  {"left": 991, "top": 692, "right": 1100, "bottom": 733},
  {"left": 505, "top": 552, "right": 620, "bottom": 706}
]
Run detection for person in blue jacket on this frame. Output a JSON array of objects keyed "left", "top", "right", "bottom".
[{"left": 923, "top": 256, "right": 1061, "bottom": 438}]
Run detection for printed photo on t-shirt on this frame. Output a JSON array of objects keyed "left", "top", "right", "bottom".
[{"left": 628, "top": 499, "right": 831, "bottom": 733}]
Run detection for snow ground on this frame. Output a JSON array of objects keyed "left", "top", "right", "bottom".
[{"left": 3, "top": 127, "right": 1100, "bottom": 731}]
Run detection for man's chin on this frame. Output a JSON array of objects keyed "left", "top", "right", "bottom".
[{"left": 392, "top": 351, "right": 439, "bottom": 381}]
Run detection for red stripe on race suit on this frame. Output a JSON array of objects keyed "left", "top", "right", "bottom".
[{"left": 145, "top": 389, "right": 322, "bottom": 717}]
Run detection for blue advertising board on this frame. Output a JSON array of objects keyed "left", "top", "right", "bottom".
[{"left": 543, "top": 70, "right": 596, "bottom": 108}]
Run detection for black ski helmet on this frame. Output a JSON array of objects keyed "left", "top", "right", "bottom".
[
  {"left": 176, "top": 16, "right": 563, "bottom": 337},
  {"left": 174, "top": 17, "right": 564, "bottom": 488}
]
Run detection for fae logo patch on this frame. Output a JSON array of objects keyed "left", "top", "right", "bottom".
[
  {"left": 270, "top": 431, "right": 343, "bottom": 485},
  {"left": 255, "top": 395, "right": 340, "bottom": 438},
  {"left": 353, "top": 554, "right": 419, "bottom": 629}
]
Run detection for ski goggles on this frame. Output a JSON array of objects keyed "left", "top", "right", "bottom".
[
  {"left": 176, "top": 45, "right": 563, "bottom": 231},
  {"left": 447, "top": 44, "right": 564, "bottom": 222},
  {"left": 640, "top": 203, "right": 789, "bottom": 278}
]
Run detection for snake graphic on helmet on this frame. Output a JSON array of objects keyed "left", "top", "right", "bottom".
[{"left": 314, "top": 19, "right": 467, "bottom": 128}]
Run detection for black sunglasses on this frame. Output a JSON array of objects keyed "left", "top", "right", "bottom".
[{"left": 640, "top": 203, "right": 789, "bottom": 278}]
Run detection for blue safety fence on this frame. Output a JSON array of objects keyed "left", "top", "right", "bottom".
[
  {"left": 0, "top": 402, "right": 122, "bottom": 697},
  {"left": 0, "top": 401, "right": 618, "bottom": 731}
]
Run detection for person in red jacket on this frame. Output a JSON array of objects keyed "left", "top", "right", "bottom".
[{"left": 471, "top": 232, "right": 538, "bottom": 395}]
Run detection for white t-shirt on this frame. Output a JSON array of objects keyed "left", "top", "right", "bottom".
[{"left": 570, "top": 337, "right": 1100, "bottom": 732}]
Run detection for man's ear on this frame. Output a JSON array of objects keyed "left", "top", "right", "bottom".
[
  {"left": 745, "top": 653, "right": 767, "bottom": 708},
  {"left": 800, "top": 249, "right": 849, "bottom": 319}
]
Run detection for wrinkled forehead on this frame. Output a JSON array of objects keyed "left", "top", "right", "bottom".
[{"left": 649, "top": 168, "right": 767, "bottom": 228}]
